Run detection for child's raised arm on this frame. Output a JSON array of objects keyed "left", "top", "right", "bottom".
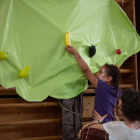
[{"left": 66, "top": 45, "right": 98, "bottom": 88}]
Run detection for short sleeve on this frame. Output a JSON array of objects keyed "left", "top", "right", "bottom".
[
  {"left": 96, "top": 79, "right": 112, "bottom": 98},
  {"left": 96, "top": 79, "right": 119, "bottom": 103},
  {"left": 103, "top": 122, "right": 115, "bottom": 136}
]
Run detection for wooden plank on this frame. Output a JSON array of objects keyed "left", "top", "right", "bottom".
[
  {"left": 132, "top": 0, "right": 136, "bottom": 27},
  {"left": 0, "top": 119, "right": 62, "bottom": 127},
  {"left": 11, "top": 136, "right": 62, "bottom": 140},
  {"left": 0, "top": 90, "right": 17, "bottom": 95},
  {"left": 0, "top": 102, "right": 59, "bottom": 108},
  {"left": 83, "top": 96, "right": 95, "bottom": 117},
  {"left": 0, "top": 98, "right": 28, "bottom": 104},
  {"left": 0, "top": 124, "right": 62, "bottom": 139},
  {"left": 119, "top": 69, "right": 132, "bottom": 73},
  {"left": 134, "top": 54, "right": 138, "bottom": 91},
  {"left": 0, "top": 116, "right": 122, "bottom": 127},
  {"left": 83, "top": 89, "right": 96, "bottom": 94},
  {"left": 0, "top": 97, "right": 57, "bottom": 104},
  {"left": 123, "top": 57, "right": 137, "bottom": 88},
  {"left": 121, "top": 0, "right": 133, "bottom": 21},
  {"left": 119, "top": 84, "right": 134, "bottom": 88},
  {"left": 0, "top": 106, "right": 62, "bottom": 122},
  {"left": 119, "top": 67, "right": 124, "bottom": 90},
  {"left": 0, "top": 87, "right": 15, "bottom": 90}
]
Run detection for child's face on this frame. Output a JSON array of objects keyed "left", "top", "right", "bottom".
[
  {"left": 96, "top": 65, "right": 107, "bottom": 82},
  {"left": 96, "top": 65, "right": 113, "bottom": 84}
]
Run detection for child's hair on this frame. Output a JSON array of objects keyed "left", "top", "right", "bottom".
[
  {"left": 104, "top": 63, "right": 120, "bottom": 93},
  {"left": 121, "top": 88, "right": 140, "bottom": 121}
]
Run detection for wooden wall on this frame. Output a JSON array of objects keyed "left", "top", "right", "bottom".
[
  {"left": 0, "top": 0, "right": 138, "bottom": 139},
  {"left": 135, "top": 0, "right": 140, "bottom": 90}
]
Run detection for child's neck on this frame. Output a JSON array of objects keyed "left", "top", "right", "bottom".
[
  {"left": 106, "top": 81, "right": 112, "bottom": 86},
  {"left": 124, "top": 117, "right": 140, "bottom": 130}
]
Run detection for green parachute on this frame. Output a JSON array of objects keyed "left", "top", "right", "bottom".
[{"left": 0, "top": 0, "right": 140, "bottom": 101}]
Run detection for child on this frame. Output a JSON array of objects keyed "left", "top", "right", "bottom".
[{"left": 66, "top": 45, "right": 121, "bottom": 123}]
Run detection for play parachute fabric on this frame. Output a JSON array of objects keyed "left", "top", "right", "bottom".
[{"left": 0, "top": 0, "right": 140, "bottom": 101}]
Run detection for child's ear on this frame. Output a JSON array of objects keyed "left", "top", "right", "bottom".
[{"left": 106, "top": 76, "right": 112, "bottom": 83}]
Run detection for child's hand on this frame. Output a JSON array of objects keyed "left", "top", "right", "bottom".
[
  {"left": 92, "top": 109, "right": 108, "bottom": 123},
  {"left": 66, "top": 45, "right": 78, "bottom": 55}
]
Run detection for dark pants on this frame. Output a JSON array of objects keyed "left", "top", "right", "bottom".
[{"left": 58, "top": 93, "right": 83, "bottom": 140}]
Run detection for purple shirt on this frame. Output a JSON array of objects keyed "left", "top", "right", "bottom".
[{"left": 92, "top": 79, "right": 121, "bottom": 123}]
